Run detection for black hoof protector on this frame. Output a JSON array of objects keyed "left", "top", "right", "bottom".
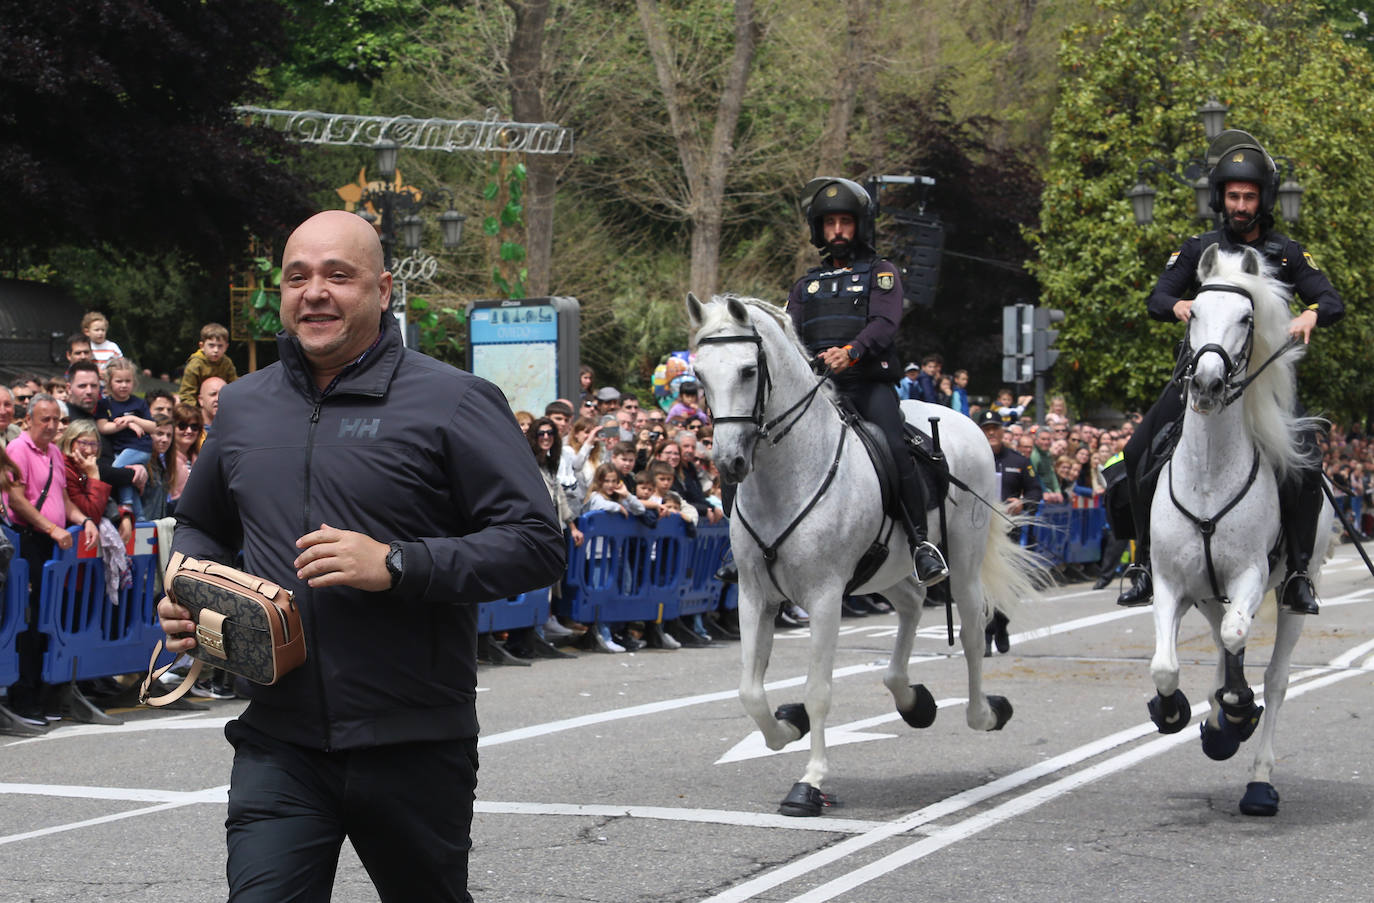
[
  {"left": 774, "top": 703, "right": 809, "bottom": 740},
  {"left": 899, "top": 684, "right": 938, "bottom": 729},
  {"left": 779, "top": 781, "right": 833, "bottom": 817},
  {"left": 1239, "top": 781, "right": 1279, "bottom": 816},
  {"left": 1200, "top": 717, "right": 1241, "bottom": 761},
  {"left": 1147, "top": 690, "right": 1191, "bottom": 734},
  {"left": 1201, "top": 704, "right": 1264, "bottom": 761},
  {"left": 987, "top": 695, "right": 1013, "bottom": 730}
]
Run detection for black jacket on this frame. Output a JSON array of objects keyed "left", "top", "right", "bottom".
[
  {"left": 173, "top": 315, "right": 565, "bottom": 750},
  {"left": 992, "top": 447, "right": 1043, "bottom": 506},
  {"left": 1147, "top": 228, "right": 1344, "bottom": 327}
]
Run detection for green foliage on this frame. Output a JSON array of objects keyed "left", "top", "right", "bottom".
[
  {"left": 487, "top": 158, "right": 528, "bottom": 299},
  {"left": 407, "top": 296, "right": 467, "bottom": 365},
  {"left": 1030, "top": 0, "right": 1374, "bottom": 420},
  {"left": 47, "top": 246, "right": 230, "bottom": 377},
  {"left": 246, "top": 257, "right": 284, "bottom": 339}
]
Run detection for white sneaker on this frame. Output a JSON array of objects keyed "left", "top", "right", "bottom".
[{"left": 543, "top": 616, "right": 575, "bottom": 638}]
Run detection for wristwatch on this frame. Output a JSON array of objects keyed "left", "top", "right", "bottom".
[
  {"left": 844, "top": 344, "right": 860, "bottom": 361},
  {"left": 385, "top": 542, "right": 405, "bottom": 590}
]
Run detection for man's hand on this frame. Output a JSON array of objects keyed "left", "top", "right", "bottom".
[
  {"left": 1043, "top": 491, "right": 1064, "bottom": 505},
  {"left": 128, "top": 463, "right": 148, "bottom": 491},
  {"left": 1006, "top": 497, "right": 1025, "bottom": 515},
  {"left": 569, "top": 524, "right": 584, "bottom": 547},
  {"left": 1288, "top": 309, "right": 1318, "bottom": 344},
  {"left": 157, "top": 595, "right": 198, "bottom": 652},
  {"left": 294, "top": 523, "right": 391, "bottom": 592},
  {"left": 1173, "top": 298, "right": 1193, "bottom": 322},
  {"left": 707, "top": 507, "right": 724, "bottom": 524},
  {"left": 817, "top": 346, "right": 852, "bottom": 372}
]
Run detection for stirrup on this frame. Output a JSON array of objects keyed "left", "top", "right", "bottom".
[
  {"left": 913, "top": 541, "right": 949, "bottom": 587},
  {"left": 1280, "top": 571, "right": 1319, "bottom": 615},
  {"left": 1115, "top": 563, "right": 1153, "bottom": 608}
]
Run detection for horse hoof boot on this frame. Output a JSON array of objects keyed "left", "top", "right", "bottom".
[
  {"left": 987, "top": 695, "right": 1013, "bottom": 730},
  {"left": 774, "top": 703, "right": 809, "bottom": 740},
  {"left": 1199, "top": 717, "right": 1241, "bottom": 761},
  {"left": 899, "top": 684, "right": 938, "bottom": 729},
  {"left": 779, "top": 781, "right": 831, "bottom": 817},
  {"left": 1239, "top": 781, "right": 1280, "bottom": 816},
  {"left": 1147, "top": 689, "right": 1191, "bottom": 734}
]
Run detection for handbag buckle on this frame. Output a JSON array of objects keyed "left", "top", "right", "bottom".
[{"left": 196, "top": 622, "right": 227, "bottom": 658}]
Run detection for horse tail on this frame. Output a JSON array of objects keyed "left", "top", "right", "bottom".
[{"left": 977, "top": 504, "right": 1048, "bottom": 623}]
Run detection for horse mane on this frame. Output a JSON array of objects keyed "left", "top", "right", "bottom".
[
  {"left": 1200, "top": 249, "right": 1316, "bottom": 480},
  {"left": 692, "top": 293, "right": 838, "bottom": 404}
]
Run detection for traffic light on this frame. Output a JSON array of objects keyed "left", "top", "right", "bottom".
[
  {"left": 1033, "top": 306, "right": 1065, "bottom": 373},
  {"left": 894, "top": 214, "right": 944, "bottom": 308},
  {"left": 1001, "top": 303, "right": 1033, "bottom": 383}
]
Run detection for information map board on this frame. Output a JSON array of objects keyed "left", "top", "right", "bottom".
[{"left": 466, "top": 296, "right": 580, "bottom": 415}]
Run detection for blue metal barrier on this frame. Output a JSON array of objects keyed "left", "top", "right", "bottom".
[
  {"left": 1022, "top": 504, "right": 1107, "bottom": 566},
  {"left": 36, "top": 525, "right": 166, "bottom": 685},
  {"left": 1, "top": 526, "right": 26, "bottom": 689},
  {"left": 559, "top": 512, "right": 689, "bottom": 627},
  {"left": 478, "top": 586, "right": 549, "bottom": 634},
  {"left": 668, "top": 518, "right": 731, "bottom": 620}
]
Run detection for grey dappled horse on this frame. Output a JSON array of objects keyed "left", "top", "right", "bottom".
[
  {"left": 687, "top": 293, "right": 1041, "bottom": 816},
  {"left": 1146, "top": 244, "right": 1334, "bottom": 816}
]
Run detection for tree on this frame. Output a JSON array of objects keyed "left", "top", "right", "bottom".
[
  {"left": 0, "top": 0, "right": 316, "bottom": 266},
  {"left": 1029, "top": 0, "right": 1374, "bottom": 420},
  {"left": 636, "top": 0, "right": 763, "bottom": 299}
]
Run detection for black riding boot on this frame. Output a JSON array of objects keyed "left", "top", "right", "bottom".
[
  {"left": 1116, "top": 470, "right": 1155, "bottom": 608},
  {"left": 899, "top": 470, "right": 948, "bottom": 586},
  {"left": 1279, "top": 467, "right": 1323, "bottom": 615},
  {"left": 715, "top": 483, "right": 739, "bottom": 583}
]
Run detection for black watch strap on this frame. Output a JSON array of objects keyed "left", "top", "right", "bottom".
[{"left": 386, "top": 542, "right": 404, "bottom": 590}]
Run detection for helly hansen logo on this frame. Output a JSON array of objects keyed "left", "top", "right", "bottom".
[{"left": 338, "top": 418, "right": 381, "bottom": 439}]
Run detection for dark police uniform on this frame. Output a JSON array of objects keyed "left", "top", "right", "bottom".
[
  {"left": 785, "top": 254, "right": 929, "bottom": 540},
  {"left": 979, "top": 414, "right": 1043, "bottom": 653},
  {"left": 1121, "top": 226, "right": 1344, "bottom": 610}
]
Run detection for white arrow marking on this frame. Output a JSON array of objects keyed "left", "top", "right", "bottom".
[{"left": 715, "top": 698, "right": 967, "bottom": 764}]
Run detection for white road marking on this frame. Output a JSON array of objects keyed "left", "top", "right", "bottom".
[
  {"left": 702, "top": 640, "right": 1374, "bottom": 903},
  {"left": 473, "top": 801, "right": 893, "bottom": 834},
  {"left": 715, "top": 699, "right": 967, "bottom": 764}
]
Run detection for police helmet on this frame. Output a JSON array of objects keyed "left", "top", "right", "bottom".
[
  {"left": 800, "top": 177, "right": 875, "bottom": 251},
  {"left": 1206, "top": 131, "right": 1279, "bottom": 215}
]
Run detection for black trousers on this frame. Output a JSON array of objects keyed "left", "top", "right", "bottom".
[
  {"left": 838, "top": 378, "right": 929, "bottom": 538},
  {"left": 224, "top": 719, "right": 479, "bottom": 903},
  {"left": 10, "top": 531, "right": 56, "bottom": 705}
]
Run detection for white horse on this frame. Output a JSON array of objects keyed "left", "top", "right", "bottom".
[
  {"left": 1146, "top": 243, "right": 1333, "bottom": 816},
  {"left": 686, "top": 293, "right": 1041, "bottom": 816}
]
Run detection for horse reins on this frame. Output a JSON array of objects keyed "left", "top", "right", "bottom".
[{"left": 696, "top": 327, "right": 850, "bottom": 599}]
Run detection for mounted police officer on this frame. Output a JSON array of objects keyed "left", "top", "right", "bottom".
[
  {"left": 1117, "top": 132, "right": 1343, "bottom": 615},
  {"left": 785, "top": 177, "right": 948, "bottom": 586}
]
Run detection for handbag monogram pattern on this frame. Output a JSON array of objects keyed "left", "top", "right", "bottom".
[{"left": 140, "top": 553, "right": 306, "bottom": 706}]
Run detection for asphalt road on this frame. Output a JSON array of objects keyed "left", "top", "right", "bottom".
[{"left": 1, "top": 543, "right": 1371, "bottom": 903}]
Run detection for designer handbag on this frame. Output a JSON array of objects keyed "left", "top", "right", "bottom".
[{"left": 139, "top": 552, "right": 306, "bottom": 706}]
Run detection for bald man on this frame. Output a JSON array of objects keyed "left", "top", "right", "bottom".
[{"left": 158, "top": 210, "right": 565, "bottom": 902}]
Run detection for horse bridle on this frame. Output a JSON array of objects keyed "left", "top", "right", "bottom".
[
  {"left": 695, "top": 327, "right": 832, "bottom": 447},
  {"left": 1177, "top": 282, "right": 1298, "bottom": 408}
]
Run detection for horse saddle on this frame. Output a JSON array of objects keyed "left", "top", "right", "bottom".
[{"left": 835, "top": 400, "right": 950, "bottom": 518}]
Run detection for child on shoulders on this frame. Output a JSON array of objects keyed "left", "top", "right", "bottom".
[
  {"left": 81, "top": 311, "right": 123, "bottom": 375},
  {"left": 95, "top": 357, "right": 155, "bottom": 519}
]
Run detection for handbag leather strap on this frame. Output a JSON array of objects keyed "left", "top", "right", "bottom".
[{"left": 138, "top": 639, "right": 205, "bottom": 707}]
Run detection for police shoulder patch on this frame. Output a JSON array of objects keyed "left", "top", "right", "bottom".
[
  {"left": 1303, "top": 251, "right": 1319, "bottom": 270},
  {"left": 876, "top": 272, "right": 895, "bottom": 291},
  {"left": 1165, "top": 251, "right": 1181, "bottom": 269}
]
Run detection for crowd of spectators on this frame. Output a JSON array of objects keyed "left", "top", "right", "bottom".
[
  {"left": 2, "top": 315, "right": 238, "bottom": 723},
  {"left": 5, "top": 310, "right": 1367, "bottom": 706}
]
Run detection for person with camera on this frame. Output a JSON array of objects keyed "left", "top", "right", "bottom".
[{"left": 156, "top": 211, "right": 565, "bottom": 902}]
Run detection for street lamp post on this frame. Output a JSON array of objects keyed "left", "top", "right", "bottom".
[
  {"left": 1125, "top": 99, "right": 1303, "bottom": 228},
  {"left": 355, "top": 138, "right": 466, "bottom": 345}
]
